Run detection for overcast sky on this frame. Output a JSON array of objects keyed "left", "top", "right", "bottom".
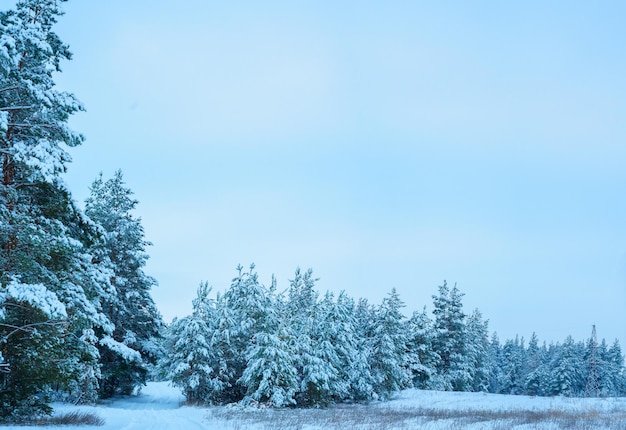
[{"left": 10, "top": 0, "right": 626, "bottom": 346}]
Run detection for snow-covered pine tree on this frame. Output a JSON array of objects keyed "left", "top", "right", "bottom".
[
  {"left": 524, "top": 332, "right": 549, "bottom": 396},
  {"left": 369, "top": 288, "right": 411, "bottom": 398},
  {"left": 596, "top": 338, "right": 612, "bottom": 396},
  {"left": 486, "top": 332, "right": 503, "bottom": 393},
  {"left": 163, "top": 283, "right": 226, "bottom": 404},
  {"left": 406, "top": 307, "right": 439, "bottom": 389},
  {"left": 285, "top": 268, "right": 340, "bottom": 406},
  {"left": 431, "top": 281, "right": 467, "bottom": 391},
  {"left": 238, "top": 310, "right": 299, "bottom": 407},
  {"left": 221, "top": 264, "right": 273, "bottom": 402},
  {"left": 499, "top": 336, "right": 526, "bottom": 395},
  {"left": 284, "top": 268, "right": 322, "bottom": 405},
  {"left": 304, "top": 291, "right": 350, "bottom": 404},
  {"left": 0, "top": 0, "right": 83, "bottom": 186},
  {"left": 0, "top": 278, "right": 70, "bottom": 418},
  {"left": 205, "top": 291, "right": 238, "bottom": 402},
  {"left": 163, "top": 315, "right": 209, "bottom": 404},
  {"left": 330, "top": 291, "right": 360, "bottom": 401},
  {"left": 85, "top": 170, "right": 163, "bottom": 398},
  {"left": 349, "top": 297, "right": 377, "bottom": 400},
  {"left": 464, "top": 309, "right": 490, "bottom": 392},
  {"left": 549, "top": 336, "right": 585, "bottom": 397},
  {"left": 0, "top": 0, "right": 114, "bottom": 418},
  {"left": 285, "top": 267, "right": 318, "bottom": 323},
  {"left": 525, "top": 333, "right": 542, "bottom": 376},
  {"left": 237, "top": 268, "right": 298, "bottom": 407},
  {"left": 603, "top": 339, "right": 626, "bottom": 396}
]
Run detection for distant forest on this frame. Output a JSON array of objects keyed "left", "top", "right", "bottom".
[
  {"left": 1, "top": 0, "right": 624, "bottom": 424},
  {"left": 161, "top": 265, "right": 626, "bottom": 407}
]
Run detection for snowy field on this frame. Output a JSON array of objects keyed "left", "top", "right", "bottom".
[{"left": 4, "top": 381, "right": 626, "bottom": 430}]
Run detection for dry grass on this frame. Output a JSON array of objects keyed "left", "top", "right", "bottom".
[
  {"left": 11, "top": 411, "right": 105, "bottom": 427},
  {"left": 208, "top": 403, "right": 626, "bottom": 430}
]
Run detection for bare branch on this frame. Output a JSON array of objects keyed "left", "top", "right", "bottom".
[
  {"left": 15, "top": 182, "right": 45, "bottom": 189},
  {"left": 0, "top": 105, "right": 36, "bottom": 111},
  {"left": 1, "top": 320, "right": 67, "bottom": 340},
  {"left": 7, "top": 123, "right": 62, "bottom": 130},
  {"left": 0, "top": 86, "right": 20, "bottom": 94}
]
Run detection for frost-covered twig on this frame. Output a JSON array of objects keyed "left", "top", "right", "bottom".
[
  {"left": 1, "top": 319, "right": 66, "bottom": 340},
  {"left": 0, "top": 105, "right": 35, "bottom": 111},
  {"left": 0, "top": 86, "right": 20, "bottom": 94}
]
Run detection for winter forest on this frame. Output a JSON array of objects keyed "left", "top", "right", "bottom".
[{"left": 1, "top": 0, "right": 625, "bottom": 424}]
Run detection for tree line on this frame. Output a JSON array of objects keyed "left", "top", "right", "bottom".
[
  {"left": 161, "top": 266, "right": 626, "bottom": 407},
  {"left": 1, "top": 0, "right": 625, "bottom": 422},
  {"left": 0, "top": 1, "right": 162, "bottom": 421}
]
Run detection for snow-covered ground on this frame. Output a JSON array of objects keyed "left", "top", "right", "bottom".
[{"left": 4, "top": 382, "right": 626, "bottom": 429}]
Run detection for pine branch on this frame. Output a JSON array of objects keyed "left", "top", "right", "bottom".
[
  {"left": 1, "top": 320, "right": 67, "bottom": 340},
  {"left": 7, "top": 122, "right": 63, "bottom": 130},
  {"left": 0, "top": 105, "right": 36, "bottom": 111},
  {"left": 0, "top": 86, "right": 20, "bottom": 94}
]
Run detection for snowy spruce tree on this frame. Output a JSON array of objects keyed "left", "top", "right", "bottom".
[
  {"left": 499, "top": 336, "right": 526, "bottom": 394},
  {"left": 524, "top": 332, "right": 549, "bottom": 396},
  {"left": 349, "top": 297, "right": 377, "bottom": 400},
  {"left": 431, "top": 281, "right": 468, "bottom": 391},
  {"left": 330, "top": 291, "right": 361, "bottom": 402},
  {"left": 0, "top": 0, "right": 116, "bottom": 418},
  {"left": 305, "top": 291, "right": 351, "bottom": 404},
  {"left": 369, "top": 288, "right": 411, "bottom": 398},
  {"left": 486, "top": 332, "right": 503, "bottom": 393},
  {"left": 162, "top": 283, "right": 227, "bottom": 404},
  {"left": 406, "top": 307, "right": 439, "bottom": 388},
  {"left": 238, "top": 294, "right": 299, "bottom": 407},
  {"left": 549, "top": 336, "right": 585, "bottom": 396},
  {"left": 464, "top": 309, "right": 490, "bottom": 392},
  {"left": 221, "top": 264, "right": 273, "bottom": 402},
  {"left": 85, "top": 170, "right": 164, "bottom": 398},
  {"left": 598, "top": 339, "right": 626, "bottom": 396},
  {"left": 285, "top": 268, "right": 340, "bottom": 406}
]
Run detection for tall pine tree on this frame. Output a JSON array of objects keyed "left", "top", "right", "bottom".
[
  {"left": 406, "top": 307, "right": 438, "bottom": 389},
  {"left": 162, "top": 283, "right": 227, "bottom": 404},
  {"left": 431, "top": 281, "right": 467, "bottom": 391},
  {"left": 85, "top": 170, "right": 163, "bottom": 397},
  {"left": 370, "top": 289, "right": 411, "bottom": 398},
  {"left": 0, "top": 0, "right": 114, "bottom": 418}
]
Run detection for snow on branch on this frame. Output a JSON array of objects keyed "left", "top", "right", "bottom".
[
  {"left": 1, "top": 279, "right": 67, "bottom": 319},
  {"left": 99, "top": 336, "right": 142, "bottom": 363},
  {"left": 0, "top": 105, "right": 35, "bottom": 111}
]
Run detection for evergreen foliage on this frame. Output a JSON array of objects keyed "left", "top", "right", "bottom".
[
  {"left": 161, "top": 283, "right": 223, "bottom": 404},
  {"left": 239, "top": 308, "right": 298, "bottom": 407},
  {"left": 85, "top": 170, "right": 164, "bottom": 398},
  {"left": 0, "top": 0, "right": 110, "bottom": 419},
  {"left": 370, "top": 288, "right": 411, "bottom": 397},
  {"left": 465, "top": 309, "right": 490, "bottom": 392},
  {"left": 164, "top": 269, "right": 626, "bottom": 407},
  {"left": 1, "top": 0, "right": 623, "bottom": 418},
  {"left": 431, "top": 281, "right": 468, "bottom": 391},
  {"left": 0, "top": 2, "right": 163, "bottom": 417},
  {"left": 406, "top": 307, "right": 438, "bottom": 388}
]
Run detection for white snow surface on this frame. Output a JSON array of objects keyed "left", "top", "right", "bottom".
[
  {"left": 4, "top": 382, "right": 626, "bottom": 429},
  {"left": 2, "top": 280, "right": 67, "bottom": 319}
]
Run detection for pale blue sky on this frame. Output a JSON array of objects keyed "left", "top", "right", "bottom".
[{"left": 10, "top": 1, "right": 626, "bottom": 346}]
